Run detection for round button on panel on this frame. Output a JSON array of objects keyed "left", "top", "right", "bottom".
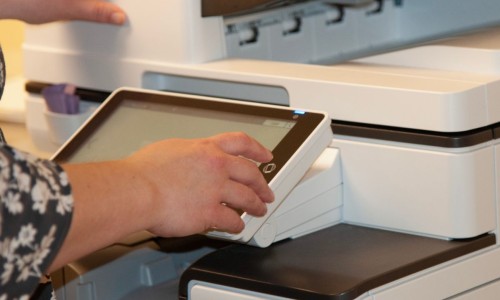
[{"left": 263, "top": 163, "right": 277, "bottom": 174}]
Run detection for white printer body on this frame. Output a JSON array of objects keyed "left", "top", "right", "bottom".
[{"left": 22, "top": 0, "right": 500, "bottom": 299}]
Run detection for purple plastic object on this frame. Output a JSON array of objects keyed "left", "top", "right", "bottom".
[{"left": 42, "top": 83, "right": 80, "bottom": 114}]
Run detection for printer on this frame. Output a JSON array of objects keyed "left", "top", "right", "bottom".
[{"left": 22, "top": 0, "right": 500, "bottom": 299}]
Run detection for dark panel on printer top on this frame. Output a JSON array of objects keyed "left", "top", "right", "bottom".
[
  {"left": 201, "top": 0, "right": 375, "bottom": 17},
  {"left": 179, "top": 224, "right": 496, "bottom": 300}
]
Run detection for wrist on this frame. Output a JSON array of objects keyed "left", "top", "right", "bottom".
[{"left": 118, "top": 159, "right": 162, "bottom": 234}]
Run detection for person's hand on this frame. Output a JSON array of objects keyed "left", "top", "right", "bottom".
[
  {"left": 52, "top": 132, "right": 274, "bottom": 272},
  {"left": 125, "top": 132, "right": 275, "bottom": 237},
  {"left": 0, "top": 0, "right": 126, "bottom": 25}
]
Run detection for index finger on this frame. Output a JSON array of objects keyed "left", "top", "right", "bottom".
[
  {"left": 210, "top": 132, "right": 273, "bottom": 163},
  {"left": 70, "top": 0, "right": 127, "bottom": 25}
]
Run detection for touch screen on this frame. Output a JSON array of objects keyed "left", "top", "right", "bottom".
[
  {"left": 66, "top": 99, "right": 296, "bottom": 163},
  {"left": 54, "top": 89, "right": 329, "bottom": 184}
]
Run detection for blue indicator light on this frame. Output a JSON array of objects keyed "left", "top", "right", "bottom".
[{"left": 294, "top": 110, "right": 306, "bottom": 115}]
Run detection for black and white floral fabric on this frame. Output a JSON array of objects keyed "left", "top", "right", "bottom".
[
  {"left": 0, "top": 46, "right": 5, "bottom": 143},
  {"left": 0, "top": 46, "right": 74, "bottom": 299},
  {"left": 0, "top": 46, "right": 5, "bottom": 99}
]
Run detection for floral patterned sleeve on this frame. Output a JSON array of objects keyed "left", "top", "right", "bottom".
[{"left": 0, "top": 143, "right": 73, "bottom": 299}]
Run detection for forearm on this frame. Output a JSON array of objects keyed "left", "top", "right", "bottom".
[
  {"left": 48, "top": 160, "right": 154, "bottom": 272},
  {"left": 0, "top": 0, "right": 22, "bottom": 20}
]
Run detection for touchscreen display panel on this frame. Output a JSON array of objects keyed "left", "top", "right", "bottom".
[
  {"left": 54, "top": 89, "right": 329, "bottom": 185},
  {"left": 66, "top": 99, "right": 296, "bottom": 163}
]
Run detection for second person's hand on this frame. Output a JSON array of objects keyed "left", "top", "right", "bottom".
[{"left": 0, "top": 0, "right": 126, "bottom": 25}]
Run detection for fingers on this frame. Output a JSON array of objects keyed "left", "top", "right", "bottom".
[
  {"left": 210, "top": 132, "right": 275, "bottom": 204},
  {"left": 204, "top": 157, "right": 272, "bottom": 234},
  {"left": 203, "top": 132, "right": 275, "bottom": 234},
  {"left": 222, "top": 181, "right": 268, "bottom": 217},
  {"left": 12, "top": 0, "right": 127, "bottom": 25},
  {"left": 210, "top": 205, "right": 246, "bottom": 234},
  {"left": 70, "top": 0, "right": 127, "bottom": 25},
  {"left": 226, "top": 155, "right": 275, "bottom": 204},
  {"left": 211, "top": 132, "right": 273, "bottom": 164}
]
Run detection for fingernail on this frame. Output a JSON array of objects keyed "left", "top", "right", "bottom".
[
  {"left": 267, "top": 190, "right": 275, "bottom": 203},
  {"left": 111, "top": 12, "right": 126, "bottom": 25},
  {"left": 268, "top": 150, "right": 274, "bottom": 161},
  {"left": 261, "top": 205, "right": 268, "bottom": 216}
]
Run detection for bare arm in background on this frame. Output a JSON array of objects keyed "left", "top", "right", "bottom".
[{"left": 0, "top": 0, "right": 127, "bottom": 25}]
